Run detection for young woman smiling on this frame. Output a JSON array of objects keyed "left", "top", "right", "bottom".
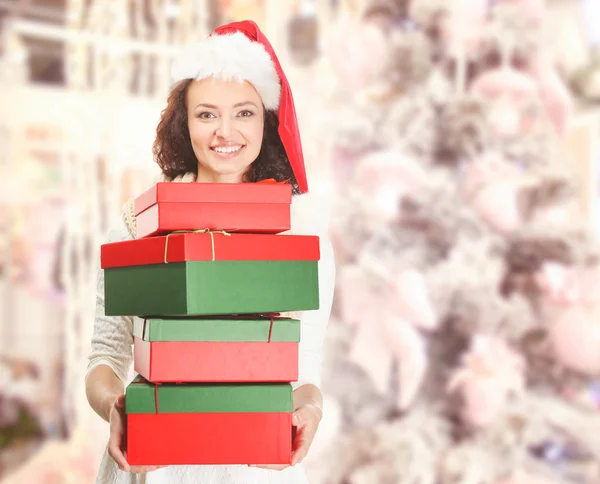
[{"left": 85, "top": 20, "right": 335, "bottom": 484}]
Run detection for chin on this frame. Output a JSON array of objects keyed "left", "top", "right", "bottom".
[{"left": 215, "top": 166, "right": 252, "bottom": 177}]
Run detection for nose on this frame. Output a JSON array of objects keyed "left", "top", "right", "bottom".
[{"left": 216, "top": 117, "right": 232, "bottom": 138}]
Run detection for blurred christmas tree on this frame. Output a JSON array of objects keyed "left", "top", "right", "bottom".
[{"left": 315, "top": 0, "right": 600, "bottom": 483}]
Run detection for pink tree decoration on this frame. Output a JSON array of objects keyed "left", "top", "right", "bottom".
[
  {"left": 338, "top": 261, "right": 438, "bottom": 409},
  {"left": 447, "top": 335, "right": 526, "bottom": 427},
  {"left": 525, "top": 49, "right": 572, "bottom": 135},
  {"left": 353, "top": 150, "right": 429, "bottom": 227},
  {"left": 535, "top": 262, "right": 582, "bottom": 304},
  {"left": 327, "top": 17, "right": 390, "bottom": 91},
  {"left": 470, "top": 180, "right": 522, "bottom": 233},
  {"left": 439, "top": 0, "right": 488, "bottom": 58},
  {"left": 550, "top": 306, "right": 600, "bottom": 375},
  {"left": 470, "top": 66, "right": 540, "bottom": 138},
  {"left": 462, "top": 152, "right": 526, "bottom": 233},
  {"left": 536, "top": 262, "right": 600, "bottom": 375},
  {"left": 471, "top": 55, "right": 572, "bottom": 138}
]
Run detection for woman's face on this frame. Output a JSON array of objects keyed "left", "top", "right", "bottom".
[{"left": 186, "top": 77, "right": 265, "bottom": 183}]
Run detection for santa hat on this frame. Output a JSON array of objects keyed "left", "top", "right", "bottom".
[{"left": 171, "top": 20, "right": 308, "bottom": 194}]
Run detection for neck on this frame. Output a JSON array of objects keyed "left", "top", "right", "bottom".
[{"left": 195, "top": 165, "right": 246, "bottom": 184}]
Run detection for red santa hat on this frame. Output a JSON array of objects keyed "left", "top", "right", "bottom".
[{"left": 170, "top": 20, "right": 308, "bottom": 194}]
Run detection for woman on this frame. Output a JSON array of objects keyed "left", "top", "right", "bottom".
[{"left": 85, "top": 21, "right": 335, "bottom": 484}]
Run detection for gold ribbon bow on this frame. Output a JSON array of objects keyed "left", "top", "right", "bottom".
[{"left": 163, "top": 229, "right": 233, "bottom": 263}]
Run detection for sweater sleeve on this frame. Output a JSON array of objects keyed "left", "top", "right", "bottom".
[
  {"left": 288, "top": 190, "right": 336, "bottom": 391},
  {"left": 85, "top": 218, "right": 135, "bottom": 383}
]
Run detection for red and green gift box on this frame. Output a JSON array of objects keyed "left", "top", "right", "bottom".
[
  {"left": 134, "top": 182, "right": 292, "bottom": 239},
  {"left": 101, "top": 183, "right": 318, "bottom": 465},
  {"left": 101, "top": 232, "right": 320, "bottom": 316},
  {"left": 125, "top": 375, "right": 293, "bottom": 465},
  {"left": 133, "top": 316, "right": 300, "bottom": 382}
]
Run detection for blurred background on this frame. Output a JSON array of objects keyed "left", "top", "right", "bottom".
[{"left": 0, "top": 0, "right": 600, "bottom": 483}]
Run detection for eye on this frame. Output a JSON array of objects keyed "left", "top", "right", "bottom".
[
  {"left": 197, "top": 112, "right": 216, "bottom": 119},
  {"left": 238, "top": 110, "right": 254, "bottom": 117}
]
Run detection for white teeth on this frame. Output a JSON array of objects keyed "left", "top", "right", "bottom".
[{"left": 213, "top": 145, "right": 242, "bottom": 153}]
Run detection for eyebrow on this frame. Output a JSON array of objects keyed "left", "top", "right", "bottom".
[{"left": 194, "top": 101, "right": 258, "bottom": 109}]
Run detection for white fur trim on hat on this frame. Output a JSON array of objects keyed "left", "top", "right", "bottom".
[{"left": 171, "top": 31, "right": 281, "bottom": 110}]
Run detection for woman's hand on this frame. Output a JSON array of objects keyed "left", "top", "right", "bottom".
[
  {"left": 250, "top": 403, "right": 323, "bottom": 471},
  {"left": 290, "top": 403, "right": 323, "bottom": 465},
  {"left": 108, "top": 394, "right": 166, "bottom": 474}
]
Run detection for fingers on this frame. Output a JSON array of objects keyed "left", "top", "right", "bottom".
[
  {"left": 291, "top": 428, "right": 310, "bottom": 466},
  {"left": 290, "top": 405, "right": 321, "bottom": 466},
  {"left": 109, "top": 446, "right": 166, "bottom": 473},
  {"left": 247, "top": 405, "right": 322, "bottom": 470},
  {"left": 108, "top": 396, "right": 130, "bottom": 472},
  {"left": 291, "top": 444, "right": 309, "bottom": 467},
  {"left": 129, "top": 465, "right": 166, "bottom": 473},
  {"left": 108, "top": 438, "right": 130, "bottom": 472},
  {"left": 115, "top": 394, "right": 125, "bottom": 409},
  {"left": 293, "top": 404, "right": 322, "bottom": 428},
  {"left": 108, "top": 395, "right": 166, "bottom": 474}
]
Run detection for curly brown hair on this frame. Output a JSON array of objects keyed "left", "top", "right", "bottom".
[{"left": 153, "top": 79, "right": 300, "bottom": 194}]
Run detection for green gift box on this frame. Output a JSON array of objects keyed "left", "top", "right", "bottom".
[
  {"left": 104, "top": 261, "right": 318, "bottom": 316},
  {"left": 101, "top": 232, "right": 320, "bottom": 316}
]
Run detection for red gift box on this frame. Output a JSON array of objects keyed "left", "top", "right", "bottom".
[
  {"left": 125, "top": 377, "right": 293, "bottom": 465},
  {"left": 134, "top": 338, "right": 299, "bottom": 382},
  {"left": 100, "top": 231, "right": 320, "bottom": 268},
  {"left": 133, "top": 316, "right": 300, "bottom": 383},
  {"left": 127, "top": 412, "right": 292, "bottom": 465},
  {"left": 134, "top": 182, "right": 292, "bottom": 239}
]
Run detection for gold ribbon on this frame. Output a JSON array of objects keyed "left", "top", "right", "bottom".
[{"left": 163, "top": 229, "right": 233, "bottom": 263}]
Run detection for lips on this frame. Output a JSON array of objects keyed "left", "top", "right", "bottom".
[
  {"left": 209, "top": 144, "right": 246, "bottom": 160},
  {"left": 211, "top": 144, "right": 244, "bottom": 154}
]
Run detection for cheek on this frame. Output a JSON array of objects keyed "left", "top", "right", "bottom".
[
  {"left": 244, "top": 122, "right": 264, "bottom": 156},
  {"left": 188, "top": 124, "right": 211, "bottom": 149},
  {"left": 245, "top": 121, "right": 264, "bottom": 143}
]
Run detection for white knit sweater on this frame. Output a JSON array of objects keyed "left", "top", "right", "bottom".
[{"left": 86, "top": 188, "right": 336, "bottom": 484}]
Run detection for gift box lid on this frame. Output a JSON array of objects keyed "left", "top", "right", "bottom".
[
  {"left": 101, "top": 232, "right": 320, "bottom": 268},
  {"left": 125, "top": 375, "right": 293, "bottom": 414},
  {"left": 134, "top": 182, "right": 292, "bottom": 217},
  {"left": 133, "top": 316, "right": 300, "bottom": 342}
]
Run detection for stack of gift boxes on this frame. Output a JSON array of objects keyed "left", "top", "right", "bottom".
[{"left": 100, "top": 181, "right": 320, "bottom": 465}]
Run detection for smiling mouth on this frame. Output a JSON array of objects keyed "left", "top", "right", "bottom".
[{"left": 211, "top": 145, "right": 244, "bottom": 154}]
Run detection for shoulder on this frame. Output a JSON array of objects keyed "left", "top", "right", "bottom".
[
  {"left": 104, "top": 214, "right": 134, "bottom": 244},
  {"left": 290, "top": 189, "right": 336, "bottom": 284},
  {"left": 290, "top": 189, "right": 332, "bottom": 238}
]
